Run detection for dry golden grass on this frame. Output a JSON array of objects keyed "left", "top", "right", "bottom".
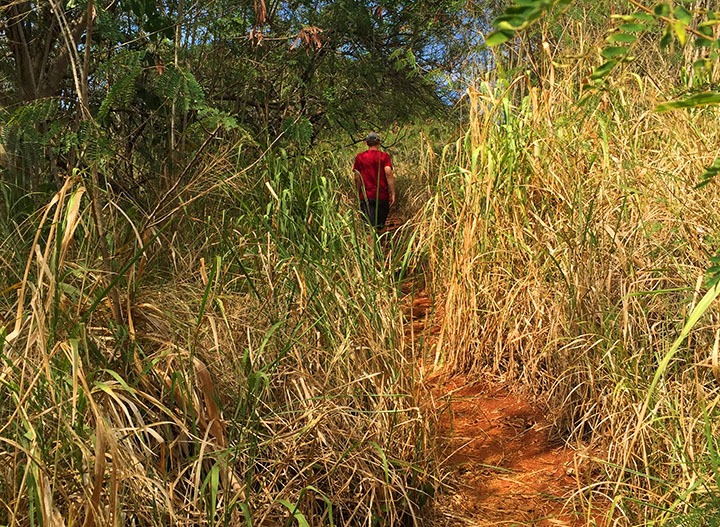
[
  {"left": 412, "top": 34, "right": 720, "bottom": 522},
  {"left": 0, "top": 148, "right": 440, "bottom": 525},
  {"left": 4, "top": 25, "right": 720, "bottom": 524}
]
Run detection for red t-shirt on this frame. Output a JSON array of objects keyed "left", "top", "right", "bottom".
[{"left": 353, "top": 149, "right": 392, "bottom": 201}]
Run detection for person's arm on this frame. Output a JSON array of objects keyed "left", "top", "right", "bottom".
[
  {"left": 385, "top": 165, "right": 396, "bottom": 206},
  {"left": 354, "top": 169, "right": 367, "bottom": 200}
]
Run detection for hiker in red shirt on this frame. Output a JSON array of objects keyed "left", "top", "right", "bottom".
[{"left": 353, "top": 132, "right": 396, "bottom": 230}]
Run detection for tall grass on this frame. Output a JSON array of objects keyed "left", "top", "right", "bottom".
[
  {"left": 0, "top": 143, "right": 437, "bottom": 525},
  {"left": 415, "top": 42, "right": 720, "bottom": 523},
  {"left": 7, "top": 30, "right": 720, "bottom": 525}
]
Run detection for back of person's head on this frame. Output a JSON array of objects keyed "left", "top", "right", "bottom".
[{"left": 364, "top": 132, "right": 381, "bottom": 146}]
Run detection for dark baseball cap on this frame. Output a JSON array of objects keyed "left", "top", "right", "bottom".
[{"left": 364, "top": 132, "right": 381, "bottom": 144}]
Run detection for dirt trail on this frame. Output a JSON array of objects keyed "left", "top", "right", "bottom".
[
  {"left": 429, "top": 376, "right": 589, "bottom": 526},
  {"left": 384, "top": 214, "right": 594, "bottom": 525},
  {"left": 401, "top": 289, "right": 593, "bottom": 527}
]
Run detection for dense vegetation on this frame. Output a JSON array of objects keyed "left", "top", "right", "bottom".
[
  {"left": 0, "top": 1, "right": 470, "bottom": 524},
  {"left": 2, "top": 0, "right": 720, "bottom": 525}
]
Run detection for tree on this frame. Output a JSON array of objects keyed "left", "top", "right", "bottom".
[
  {"left": 191, "top": 0, "right": 477, "bottom": 142},
  {"left": 0, "top": 0, "right": 490, "bottom": 199}
]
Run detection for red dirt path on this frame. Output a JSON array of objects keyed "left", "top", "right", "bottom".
[
  {"left": 402, "top": 291, "right": 595, "bottom": 526},
  {"left": 428, "top": 377, "right": 591, "bottom": 526},
  {"left": 385, "top": 210, "right": 598, "bottom": 526}
]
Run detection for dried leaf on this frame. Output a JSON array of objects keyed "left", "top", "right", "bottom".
[
  {"left": 194, "top": 358, "right": 227, "bottom": 448},
  {"left": 297, "top": 26, "right": 324, "bottom": 50},
  {"left": 59, "top": 186, "right": 85, "bottom": 268},
  {"left": 249, "top": 27, "right": 264, "bottom": 46}
]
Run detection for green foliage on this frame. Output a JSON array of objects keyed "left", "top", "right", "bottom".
[
  {"left": 0, "top": 0, "right": 486, "bottom": 211},
  {"left": 152, "top": 64, "right": 206, "bottom": 112},
  {"left": 0, "top": 97, "right": 72, "bottom": 200},
  {"left": 706, "top": 252, "right": 720, "bottom": 288},
  {"left": 486, "top": 0, "right": 574, "bottom": 46},
  {"left": 584, "top": 5, "right": 720, "bottom": 89},
  {"left": 657, "top": 92, "right": 720, "bottom": 112},
  {"left": 190, "top": 0, "right": 475, "bottom": 140},
  {"left": 96, "top": 50, "right": 206, "bottom": 121},
  {"left": 696, "top": 158, "right": 720, "bottom": 190},
  {"left": 97, "top": 51, "right": 145, "bottom": 121},
  {"left": 0, "top": 142, "right": 435, "bottom": 525},
  {"left": 1, "top": 98, "right": 64, "bottom": 155},
  {"left": 487, "top": 1, "right": 720, "bottom": 102},
  {"left": 121, "top": 0, "right": 174, "bottom": 39},
  {"left": 666, "top": 502, "right": 720, "bottom": 527}
]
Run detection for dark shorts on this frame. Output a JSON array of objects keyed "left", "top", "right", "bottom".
[{"left": 360, "top": 199, "right": 390, "bottom": 229}]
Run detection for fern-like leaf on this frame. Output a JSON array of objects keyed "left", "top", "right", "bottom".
[
  {"left": 96, "top": 50, "right": 145, "bottom": 121},
  {"left": 151, "top": 64, "right": 206, "bottom": 113}
]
